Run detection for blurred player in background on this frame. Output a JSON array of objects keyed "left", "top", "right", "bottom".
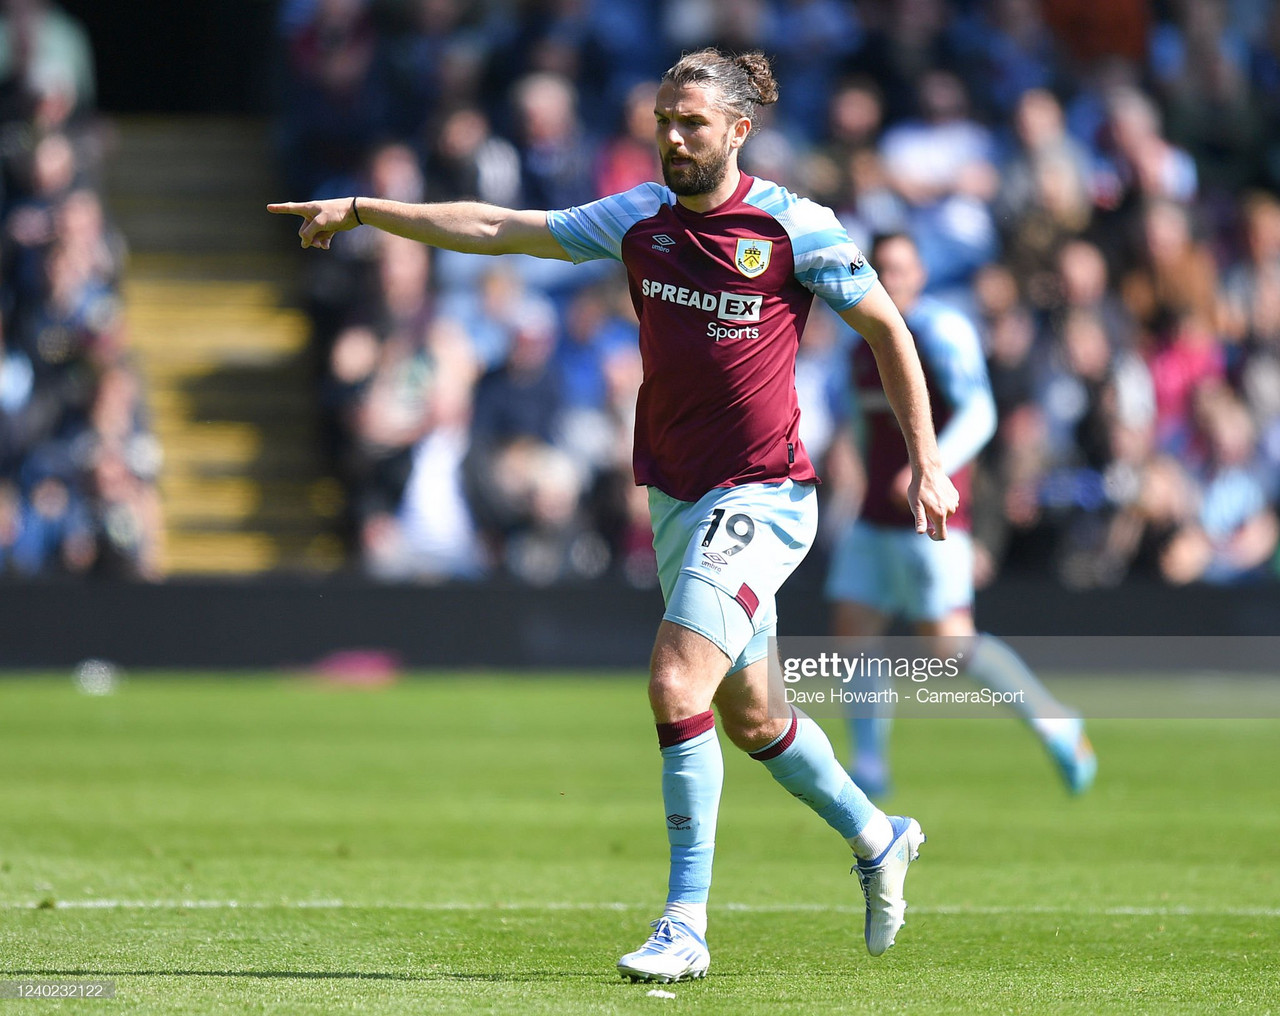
[
  {"left": 826, "top": 232, "right": 1096, "bottom": 798},
  {"left": 270, "top": 50, "right": 957, "bottom": 984}
]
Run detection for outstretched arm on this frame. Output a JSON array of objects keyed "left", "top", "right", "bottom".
[
  {"left": 266, "top": 196, "right": 573, "bottom": 260},
  {"left": 839, "top": 282, "right": 959, "bottom": 540}
]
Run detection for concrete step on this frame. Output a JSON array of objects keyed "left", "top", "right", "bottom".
[
  {"left": 159, "top": 475, "right": 342, "bottom": 522},
  {"left": 161, "top": 531, "right": 344, "bottom": 574},
  {"left": 107, "top": 116, "right": 340, "bottom": 576}
]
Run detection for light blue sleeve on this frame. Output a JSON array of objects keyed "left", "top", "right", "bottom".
[
  {"left": 744, "top": 179, "right": 877, "bottom": 311},
  {"left": 916, "top": 303, "right": 997, "bottom": 473},
  {"left": 546, "top": 182, "right": 671, "bottom": 264}
]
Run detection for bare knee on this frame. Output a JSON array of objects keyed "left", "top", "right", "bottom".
[
  {"left": 648, "top": 664, "right": 701, "bottom": 722},
  {"left": 647, "top": 621, "right": 729, "bottom": 723},
  {"left": 719, "top": 702, "right": 786, "bottom": 753}
]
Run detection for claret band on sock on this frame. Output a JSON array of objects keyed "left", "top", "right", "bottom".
[
  {"left": 748, "top": 707, "right": 798, "bottom": 761},
  {"left": 656, "top": 710, "right": 715, "bottom": 748}
]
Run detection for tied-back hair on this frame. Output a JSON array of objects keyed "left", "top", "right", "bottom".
[{"left": 661, "top": 49, "right": 779, "bottom": 136}]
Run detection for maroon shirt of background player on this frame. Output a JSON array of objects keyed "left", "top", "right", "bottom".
[{"left": 850, "top": 306, "right": 975, "bottom": 532}]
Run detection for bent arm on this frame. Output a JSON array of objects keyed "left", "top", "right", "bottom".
[
  {"left": 839, "top": 282, "right": 959, "bottom": 538},
  {"left": 935, "top": 382, "right": 996, "bottom": 475},
  {"left": 267, "top": 196, "right": 572, "bottom": 260}
]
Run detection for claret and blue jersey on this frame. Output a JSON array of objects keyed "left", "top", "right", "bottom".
[
  {"left": 849, "top": 296, "right": 994, "bottom": 532},
  {"left": 548, "top": 172, "right": 877, "bottom": 503}
]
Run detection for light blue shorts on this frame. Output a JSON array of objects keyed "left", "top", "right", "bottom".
[
  {"left": 824, "top": 521, "right": 974, "bottom": 622},
  {"left": 650, "top": 480, "right": 818, "bottom": 674}
]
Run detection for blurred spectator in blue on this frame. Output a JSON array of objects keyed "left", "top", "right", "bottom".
[
  {"left": 465, "top": 297, "right": 588, "bottom": 581},
  {"left": 555, "top": 278, "right": 635, "bottom": 413},
  {"left": 436, "top": 261, "right": 556, "bottom": 369},
  {"left": 555, "top": 276, "right": 637, "bottom": 476},
  {"left": 951, "top": 0, "right": 1061, "bottom": 119},
  {"left": 383, "top": 0, "right": 488, "bottom": 138},
  {"left": 663, "top": 0, "right": 771, "bottom": 64},
  {"left": 10, "top": 472, "right": 89, "bottom": 575},
  {"left": 481, "top": 0, "right": 621, "bottom": 129},
  {"left": 510, "top": 71, "right": 596, "bottom": 211},
  {"left": 469, "top": 295, "right": 562, "bottom": 451},
  {"left": 277, "top": 0, "right": 391, "bottom": 197},
  {"left": 1159, "top": 383, "right": 1279, "bottom": 584},
  {"left": 1148, "top": 0, "right": 1250, "bottom": 105},
  {"left": 848, "top": 0, "right": 962, "bottom": 124},
  {"left": 880, "top": 69, "right": 1000, "bottom": 295},
  {"left": 1156, "top": 0, "right": 1263, "bottom": 205},
  {"left": 4, "top": 131, "right": 78, "bottom": 312},
  {"left": 770, "top": 0, "right": 863, "bottom": 143}
]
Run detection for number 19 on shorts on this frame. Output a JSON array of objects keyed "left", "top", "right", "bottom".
[{"left": 701, "top": 508, "right": 756, "bottom": 557}]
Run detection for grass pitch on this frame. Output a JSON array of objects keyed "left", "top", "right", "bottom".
[{"left": 0, "top": 672, "right": 1276, "bottom": 1014}]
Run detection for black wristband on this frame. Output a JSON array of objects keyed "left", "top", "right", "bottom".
[{"left": 351, "top": 196, "right": 364, "bottom": 226}]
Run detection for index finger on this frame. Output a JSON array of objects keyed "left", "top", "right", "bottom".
[
  {"left": 267, "top": 202, "right": 308, "bottom": 216},
  {"left": 929, "top": 510, "right": 949, "bottom": 541}
]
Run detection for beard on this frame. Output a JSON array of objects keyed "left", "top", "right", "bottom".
[{"left": 661, "top": 137, "right": 733, "bottom": 196}]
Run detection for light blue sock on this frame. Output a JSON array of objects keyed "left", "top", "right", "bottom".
[
  {"left": 968, "top": 633, "right": 1070, "bottom": 727},
  {"left": 846, "top": 713, "right": 892, "bottom": 783},
  {"left": 751, "top": 710, "right": 890, "bottom": 856},
  {"left": 657, "top": 713, "right": 723, "bottom": 905}
]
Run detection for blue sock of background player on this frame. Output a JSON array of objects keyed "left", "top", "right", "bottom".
[{"left": 846, "top": 633, "right": 1095, "bottom": 795}]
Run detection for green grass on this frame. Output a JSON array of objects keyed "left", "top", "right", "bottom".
[{"left": 0, "top": 672, "right": 1277, "bottom": 1014}]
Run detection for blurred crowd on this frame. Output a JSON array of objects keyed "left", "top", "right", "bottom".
[
  {"left": 276, "top": 0, "right": 1280, "bottom": 590},
  {"left": 0, "top": 0, "right": 162, "bottom": 580}
]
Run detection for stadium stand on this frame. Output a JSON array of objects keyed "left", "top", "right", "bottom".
[{"left": 268, "top": 0, "right": 1280, "bottom": 592}]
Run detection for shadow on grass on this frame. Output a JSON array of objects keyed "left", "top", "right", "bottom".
[{"left": 2, "top": 969, "right": 603, "bottom": 983}]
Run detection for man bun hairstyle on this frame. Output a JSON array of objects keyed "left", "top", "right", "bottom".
[
  {"left": 662, "top": 48, "right": 779, "bottom": 135},
  {"left": 732, "top": 51, "right": 779, "bottom": 106}
]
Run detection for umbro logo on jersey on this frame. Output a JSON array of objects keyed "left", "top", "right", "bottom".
[
  {"left": 652, "top": 233, "right": 676, "bottom": 252},
  {"left": 667, "top": 813, "right": 692, "bottom": 830}
]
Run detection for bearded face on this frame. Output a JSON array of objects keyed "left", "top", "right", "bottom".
[
  {"left": 654, "top": 81, "right": 744, "bottom": 199},
  {"left": 661, "top": 129, "right": 734, "bottom": 196}
]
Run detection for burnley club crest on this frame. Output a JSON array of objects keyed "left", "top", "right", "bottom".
[{"left": 734, "top": 238, "right": 772, "bottom": 278}]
